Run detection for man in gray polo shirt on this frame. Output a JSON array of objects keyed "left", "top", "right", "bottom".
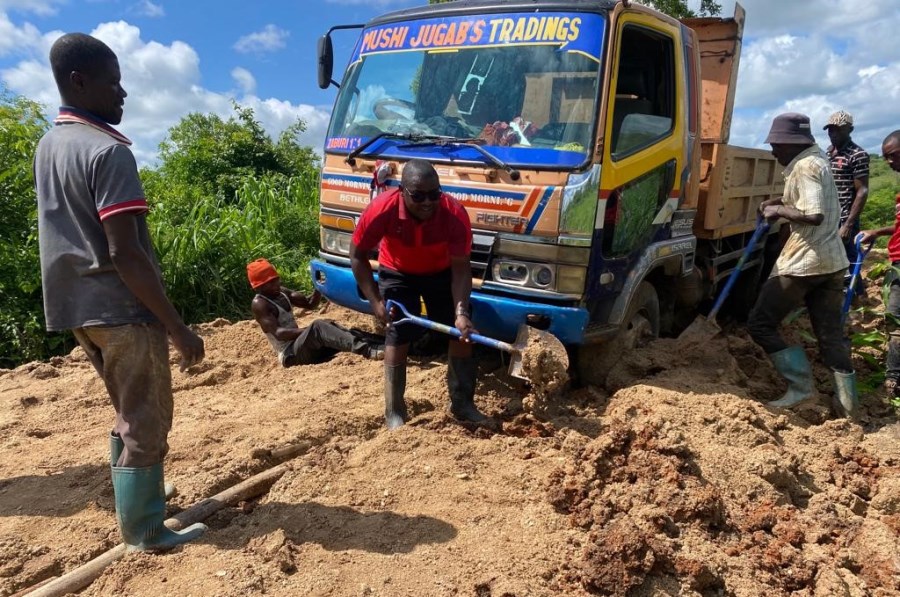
[{"left": 35, "top": 32, "right": 206, "bottom": 551}]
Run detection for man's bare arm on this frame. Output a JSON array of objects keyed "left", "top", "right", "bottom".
[{"left": 103, "top": 213, "right": 204, "bottom": 368}]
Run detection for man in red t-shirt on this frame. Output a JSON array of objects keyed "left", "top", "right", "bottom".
[
  {"left": 350, "top": 159, "right": 489, "bottom": 429},
  {"left": 858, "top": 130, "right": 900, "bottom": 395}
]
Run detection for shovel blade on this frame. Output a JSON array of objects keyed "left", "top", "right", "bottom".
[
  {"left": 677, "top": 315, "right": 721, "bottom": 345},
  {"left": 508, "top": 324, "right": 569, "bottom": 381}
]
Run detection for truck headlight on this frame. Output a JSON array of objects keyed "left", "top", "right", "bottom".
[
  {"left": 320, "top": 228, "right": 352, "bottom": 256},
  {"left": 494, "top": 261, "right": 529, "bottom": 285},
  {"left": 492, "top": 260, "right": 560, "bottom": 290},
  {"left": 533, "top": 265, "right": 553, "bottom": 287}
]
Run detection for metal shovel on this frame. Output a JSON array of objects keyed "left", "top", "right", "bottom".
[
  {"left": 678, "top": 217, "right": 770, "bottom": 344},
  {"left": 841, "top": 232, "right": 874, "bottom": 324},
  {"left": 385, "top": 299, "right": 568, "bottom": 381}
]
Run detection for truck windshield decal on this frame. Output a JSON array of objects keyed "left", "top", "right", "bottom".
[
  {"left": 326, "top": 12, "right": 606, "bottom": 169},
  {"left": 351, "top": 12, "right": 605, "bottom": 63}
]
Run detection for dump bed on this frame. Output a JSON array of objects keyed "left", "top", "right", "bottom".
[{"left": 683, "top": 3, "right": 784, "bottom": 239}]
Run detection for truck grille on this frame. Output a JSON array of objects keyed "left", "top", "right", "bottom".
[{"left": 471, "top": 231, "right": 495, "bottom": 281}]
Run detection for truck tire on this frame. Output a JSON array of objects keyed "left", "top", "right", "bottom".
[{"left": 577, "top": 281, "right": 660, "bottom": 387}]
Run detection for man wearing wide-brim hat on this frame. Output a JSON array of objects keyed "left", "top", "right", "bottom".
[{"left": 747, "top": 112, "right": 859, "bottom": 419}]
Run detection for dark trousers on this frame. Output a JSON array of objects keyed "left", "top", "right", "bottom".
[
  {"left": 74, "top": 323, "right": 172, "bottom": 468},
  {"left": 748, "top": 271, "right": 853, "bottom": 372},
  {"left": 283, "top": 319, "right": 373, "bottom": 366},
  {"left": 841, "top": 219, "right": 860, "bottom": 268},
  {"left": 377, "top": 267, "right": 454, "bottom": 347},
  {"left": 885, "top": 265, "right": 900, "bottom": 381}
]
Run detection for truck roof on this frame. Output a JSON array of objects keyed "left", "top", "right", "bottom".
[{"left": 367, "top": 0, "right": 619, "bottom": 28}]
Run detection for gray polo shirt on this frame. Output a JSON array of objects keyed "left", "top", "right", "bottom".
[{"left": 35, "top": 113, "right": 159, "bottom": 331}]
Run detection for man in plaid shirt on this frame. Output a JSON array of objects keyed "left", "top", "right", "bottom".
[
  {"left": 748, "top": 113, "right": 858, "bottom": 418},
  {"left": 824, "top": 111, "right": 870, "bottom": 296}
]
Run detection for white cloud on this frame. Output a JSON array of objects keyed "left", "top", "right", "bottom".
[
  {"left": 134, "top": 0, "right": 164, "bottom": 18},
  {"left": 1, "top": 19, "right": 329, "bottom": 166},
  {"left": 231, "top": 66, "right": 256, "bottom": 95},
  {"left": 723, "top": 0, "right": 900, "bottom": 153},
  {"left": 0, "top": 0, "right": 64, "bottom": 16},
  {"left": 233, "top": 24, "right": 288, "bottom": 55}
]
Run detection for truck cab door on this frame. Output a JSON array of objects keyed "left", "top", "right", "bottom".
[{"left": 587, "top": 13, "right": 687, "bottom": 324}]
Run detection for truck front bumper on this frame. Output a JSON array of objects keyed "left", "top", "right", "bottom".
[{"left": 310, "top": 258, "right": 589, "bottom": 345}]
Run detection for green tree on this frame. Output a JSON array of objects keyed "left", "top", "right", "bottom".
[
  {"left": 141, "top": 103, "right": 322, "bottom": 326},
  {"left": 0, "top": 89, "right": 62, "bottom": 367},
  {"left": 150, "top": 102, "right": 319, "bottom": 205}
]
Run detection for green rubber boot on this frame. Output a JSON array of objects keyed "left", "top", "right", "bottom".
[
  {"left": 110, "top": 432, "right": 176, "bottom": 500},
  {"left": 832, "top": 370, "right": 860, "bottom": 419},
  {"left": 448, "top": 356, "right": 488, "bottom": 424},
  {"left": 768, "top": 346, "right": 816, "bottom": 408},
  {"left": 111, "top": 463, "right": 206, "bottom": 552},
  {"left": 384, "top": 364, "right": 408, "bottom": 430}
]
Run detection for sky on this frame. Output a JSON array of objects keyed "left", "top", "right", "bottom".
[{"left": 1, "top": 0, "right": 898, "bottom": 166}]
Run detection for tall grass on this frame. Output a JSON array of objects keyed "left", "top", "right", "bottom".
[{"left": 149, "top": 169, "right": 320, "bottom": 325}]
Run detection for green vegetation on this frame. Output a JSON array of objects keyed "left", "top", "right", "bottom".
[
  {"left": 0, "top": 90, "right": 60, "bottom": 367},
  {"left": 0, "top": 90, "right": 321, "bottom": 368},
  {"left": 860, "top": 153, "right": 900, "bottom": 234}
]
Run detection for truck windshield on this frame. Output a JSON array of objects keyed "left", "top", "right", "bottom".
[{"left": 326, "top": 12, "right": 606, "bottom": 169}]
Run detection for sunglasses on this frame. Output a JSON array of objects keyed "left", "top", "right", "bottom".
[{"left": 402, "top": 186, "right": 442, "bottom": 204}]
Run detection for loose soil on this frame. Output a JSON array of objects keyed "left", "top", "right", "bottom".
[
  {"left": 520, "top": 329, "right": 570, "bottom": 415},
  {"left": 1, "top": 279, "right": 899, "bottom": 596}
]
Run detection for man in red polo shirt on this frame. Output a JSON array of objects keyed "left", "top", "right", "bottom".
[
  {"left": 859, "top": 130, "right": 900, "bottom": 396},
  {"left": 350, "top": 159, "right": 488, "bottom": 429}
]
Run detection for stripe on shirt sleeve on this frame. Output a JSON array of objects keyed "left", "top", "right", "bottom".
[{"left": 98, "top": 199, "right": 149, "bottom": 221}]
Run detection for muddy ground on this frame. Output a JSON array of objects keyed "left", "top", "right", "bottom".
[{"left": 1, "top": 286, "right": 899, "bottom": 596}]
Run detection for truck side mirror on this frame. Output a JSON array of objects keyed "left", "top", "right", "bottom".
[{"left": 317, "top": 34, "right": 335, "bottom": 90}]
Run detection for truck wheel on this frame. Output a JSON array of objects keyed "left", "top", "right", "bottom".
[{"left": 577, "top": 281, "right": 660, "bottom": 387}]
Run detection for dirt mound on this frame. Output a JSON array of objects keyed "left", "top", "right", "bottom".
[
  {"left": 1, "top": 303, "right": 899, "bottom": 596},
  {"left": 547, "top": 385, "right": 899, "bottom": 595}
]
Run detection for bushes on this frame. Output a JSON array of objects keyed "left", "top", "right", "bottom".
[
  {"left": 1, "top": 96, "right": 322, "bottom": 367},
  {"left": 149, "top": 170, "right": 320, "bottom": 324}
]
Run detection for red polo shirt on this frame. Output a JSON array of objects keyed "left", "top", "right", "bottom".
[
  {"left": 888, "top": 193, "right": 900, "bottom": 263},
  {"left": 352, "top": 188, "right": 472, "bottom": 275}
]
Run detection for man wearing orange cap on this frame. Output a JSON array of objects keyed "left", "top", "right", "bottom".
[{"left": 248, "top": 259, "right": 384, "bottom": 366}]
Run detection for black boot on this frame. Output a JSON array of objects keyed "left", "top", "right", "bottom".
[
  {"left": 448, "top": 356, "right": 488, "bottom": 424},
  {"left": 384, "top": 363, "right": 408, "bottom": 430}
]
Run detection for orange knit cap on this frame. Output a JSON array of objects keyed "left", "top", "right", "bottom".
[{"left": 247, "top": 258, "right": 279, "bottom": 289}]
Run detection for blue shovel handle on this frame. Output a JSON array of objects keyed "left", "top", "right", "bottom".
[
  {"left": 842, "top": 232, "right": 874, "bottom": 316},
  {"left": 708, "top": 217, "right": 770, "bottom": 320},
  {"left": 385, "top": 299, "right": 516, "bottom": 353}
]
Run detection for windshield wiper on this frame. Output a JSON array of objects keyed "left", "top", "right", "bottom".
[
  {"left": 345, "top": 132, "right": 448, "bottom": 166},
  {"left": 397, "top": 136, "right": 521, "bottom": 181}
]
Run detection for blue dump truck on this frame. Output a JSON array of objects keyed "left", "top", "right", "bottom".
[{"left": 310, "top": 0, "right": 783, "bottom": 383}]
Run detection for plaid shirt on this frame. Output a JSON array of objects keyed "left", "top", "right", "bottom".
[
  {"left": 771, "top": 146, "right": 849, "bottom": 278},
  {"left": 827, "top": 139, "right": 869, "bottom": 225}
]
